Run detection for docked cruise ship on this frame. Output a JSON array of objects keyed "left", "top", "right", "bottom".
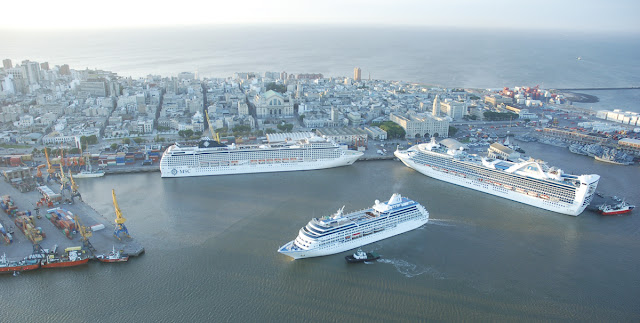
[
  {"left": 278, "top": 193, "right": 429, "bottom": 259},
  {"left": 160, "top": 135, "right": 363, "bottom": 178},
  {"left": 394, "top": 138, "right": 600, "bottom": 216}
]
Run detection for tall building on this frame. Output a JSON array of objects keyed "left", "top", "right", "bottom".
[
  {"left": 2, "top": 59, "right": 12, "bottom": 69},
  {"left": 432, "top": 95, "right": 440, "bottom": 117},
  {"left": 59, "top": 64, "right": 71, "bottom": 75},
  {"left": 354, "top": 67, "right": 361, "bottom": 81},
  {"left": 21, "top": 60, "right": 41, "bottom": 84},
  {"left": 40, "top": 62, "right": 50, "bottom": 70}
]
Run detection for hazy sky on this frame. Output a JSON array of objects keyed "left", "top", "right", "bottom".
[{"left": 2, "top": 0, "right": 638, "bottom": 32}]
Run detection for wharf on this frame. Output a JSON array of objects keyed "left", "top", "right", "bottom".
[{"left": 0, "top": 176, "right": 144, "bottom": 262}]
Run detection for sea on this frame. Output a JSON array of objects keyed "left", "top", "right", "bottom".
[{"left": 1, "top": 26, "right": 640, "bottom": 322}]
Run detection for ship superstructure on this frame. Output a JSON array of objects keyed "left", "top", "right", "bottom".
[
  {"left": 278, "top": 193, "right": 429, "bottom": 259},
  {"left": 160, "top": 136, "right": 363, "bottom": 178},
  {"left": 394, "top": 138, "right": 599, "bottom": 216}
]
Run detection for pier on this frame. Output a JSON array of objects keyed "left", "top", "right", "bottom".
[
  {"left": 553, "top": 87, "right": 640, "bottom": 91},
  {"left": 0, "top": 174, "right": 144, "bottom": 263}
]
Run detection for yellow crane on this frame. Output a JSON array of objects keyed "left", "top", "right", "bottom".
[
  {"left": 59, "top": 150, "right": 69, "bottom": 193},
  {"left": 68, "top": 170, "right": 82, "bottom": 202},
  {"left": 112, "top": 189, "right": 130, "bottom": 240},
  {"left": 74, "top": 215, "right": 95, "bottom": 254},
  {"left": 205, "top": 110, "right": 220, "bottom": 143},
  {"left": 44, "top": 148, "right": 56, "bottom": 182}
]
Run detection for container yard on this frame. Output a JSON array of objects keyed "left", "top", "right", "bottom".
[{"left": 0, "top": 167, "right": 144, "bottom": 274}]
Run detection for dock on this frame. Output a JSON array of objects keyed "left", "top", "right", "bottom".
[{"left": 0, "top": 175, "right": 144, "bottom": 263}]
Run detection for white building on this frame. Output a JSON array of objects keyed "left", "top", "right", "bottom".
[
  {"left": 390, "top": 112, "right": 450, "bottom": 139},
  {"left": 254, "top": 90, "right": 294, "bottom": 119}
]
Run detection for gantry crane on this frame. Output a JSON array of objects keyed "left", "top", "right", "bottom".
[
  {"left": 74, "top": 215, "right": 95, "bottom": 254},
  {"left": 44, "top": 148, "right": 56, "bottom": 182},
  {"left": 112, "top": 189, "right": 130, "bottom": 240},
  {"left": 205, "top": 110, "right": 220, "bottom": 143},
  {"left": 59, "top": 152, "right": 70, "bottom": 194},
  {"left": 35, "top": 164, "right": 46, "bottom": 184},
  {"left": 68, "top": 171, "right": 82, "bottom": 203}
]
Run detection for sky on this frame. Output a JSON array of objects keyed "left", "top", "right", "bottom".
[{"left": 1, "top": 0, "right": 638, "bottom": 32}]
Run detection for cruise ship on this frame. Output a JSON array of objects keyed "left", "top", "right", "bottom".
[
  {"left": 160, "top": 135, "right": 363, "bottom": 178},
  {"left": 278, "top": 193, "right": 429, "bottom": 259},
  {"left": 394, "top": 138, "right": 600, "bottom": 216}
]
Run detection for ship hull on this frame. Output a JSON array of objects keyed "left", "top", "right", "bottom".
[
  {"left": 73, "top": 171, "right": 105, "bottom": 178},
  {"left": 395, "top": 150, "right": 593, "bottom": 216},
  {"left": 0, "top": 263, "right": 40, "bottom": 273},
  {"left": 278, "top": 217, "right": 427, "bottom": 259},
  {"left": 41, "top": 257, "right": 89, "bottom": 268},
  {"left": 161, "top": 153, "right": 362, "bottom": 178}
]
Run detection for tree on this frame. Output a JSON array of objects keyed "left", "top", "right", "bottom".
[
  {"left": 375, "top": 121, "right": 406, "bottom": 139},
  {"left": 184, "top": 129, "right": 194, "bottom": 138},
  {"left": 123, "top": 138, "right": 131, "bottom": 145},
  {"left": 277, "top": 123, "right": 294, "bottom": 132},
  {"left": 448, "top": 126, "right": 458, "bottom": 137},
  {"left": 265, "top": 128, "right": 277, "bottom": 134},
  {"left": 133, "top": 137, "right": 144, "bottom": 144},
  {"left": 69, "top": 148, "right": 81, "bottom": 154},
  {"left": 110, "top": 143, "right": 118, "bottom": 151},
  {"left": 265, "top": 82, "right": 286, "bottom": 93}
]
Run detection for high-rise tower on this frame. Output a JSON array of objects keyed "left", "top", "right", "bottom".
[{"left": 354, "top": 67, "right": 361, "bottom": 82}]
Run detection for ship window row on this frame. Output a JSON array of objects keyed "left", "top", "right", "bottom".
[
  {"left": 413, "top": 152, "right": 577, "bottom": 203},
  {"left": 316, "top": 211, "right": 423, "bottom": 246}
]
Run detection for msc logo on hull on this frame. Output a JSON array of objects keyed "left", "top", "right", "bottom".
[{"left": 171, "top": 168, "right": 191, "bottom": 176}]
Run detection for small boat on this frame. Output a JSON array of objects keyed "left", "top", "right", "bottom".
[
  {"left": 95, "top": 246, "right": 129, "bottom": 263},
  {"left": 599, "top": 201, "right": 635, "bottom": 216},
  {"left": 345, "top": 248, "right": 380, "bottom": 263}
]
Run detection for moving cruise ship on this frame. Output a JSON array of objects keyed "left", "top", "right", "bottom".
[
  {"left": 160, "top": 135, "right": 363, "bottom": 178},
  {"left": 278, "top": 193, "right": 429, "bottom": 259},
  {"left": 394, "top": 138, "right": 600, "bottom": 216}
]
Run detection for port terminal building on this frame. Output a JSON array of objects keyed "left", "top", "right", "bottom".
[{"left": 390, "top": 112, "right": 449, "bottom": 139}]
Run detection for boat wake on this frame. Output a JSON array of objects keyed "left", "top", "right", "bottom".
[
  {"left": 378, "top": 258, "right": 446, "bottom": 279},
  {"left": 427, "top": 219, "right": 457, "bottom": 227}
]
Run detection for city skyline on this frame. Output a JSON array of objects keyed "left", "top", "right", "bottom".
[{"left": 1, "top": 0, "right": 638, "bottom": 33}]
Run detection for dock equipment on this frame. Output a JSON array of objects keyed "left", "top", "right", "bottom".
[
  {"left": 68, "top": 171, "right": 82, "bottom": 203},
  {"left": 74, "top": 215, "right": 96, "bottom": 254},
  {"left": 47, "top": 208, "right": 76, "bottom": 239},
  {"left": 112, "top": 189, "right": 130, "bottom": 240},
  {"left": 1, "top": 195, "right": 18, "bottom": 216},
  {"left": 44, "top": 149, "right": 56, "bottom": 183},
  {"left": 14, "top": 214, "right": 45, "bottom": 243}
]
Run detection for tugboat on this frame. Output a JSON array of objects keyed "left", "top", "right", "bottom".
[
  {"left": 345, "top": 248, "right": 380, "bottom": 263},
  {"left": 599, "top": 201, "right": 635, "bottom": 216},
  {"left": 0, "top": 253, "right": 40, "bottom": 274},
  {"left": 95, "top": 246, "right": 129, "bottom": 263}
]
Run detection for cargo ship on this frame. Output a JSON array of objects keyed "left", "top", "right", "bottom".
[
  {"left": 160, "top": 136, "right": 363, "bottom": 178},
  {"left": 0, "top": 254, "right": 40, "bottom": 274},
  {"left": 40, "top": 249, "right": 89, "bottom": 268},
  {"left": 278, "top": 193, "right": 429, "bottom": 259},
  {"left": 394, "top": 138, "right": 600, "bottom": 216}
]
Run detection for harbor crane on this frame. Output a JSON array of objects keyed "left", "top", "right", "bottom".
[
  {"left": 74, "top": 215, "right": 95, "bottom": 255},
  {"left": 59, "top": 151, "right": 70, "bottom": 194},
  {"left": 112, "top": 189, "right": 130, "bottom": 240},
  {"left": 44, "top": 148, "right": 56, "bottom": 183},
  {"left": 68, "top": 171, "right": 82, "bottom": 203},
  {"left": 205, "top": 111, "right": 221, "bottom": 143}
]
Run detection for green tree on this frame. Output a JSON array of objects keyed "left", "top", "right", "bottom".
[
  {"left": 133, "top": 137, "right": 144, "bottom": 144},
  {"left": 69, "top": 148, "right": 81, "bottom": 154},
  {"left": 375, "top": 121, "right": 406, "bottom": 139},
  {"left": 265, "top": 82, "right": 286, "bottom": 93},
  {"left": 123, "top": 138, "right": 131, "bottom": 145},
  {"left": 184, "top": 129, "right": 194, "bottom": 138},
  {"left": 448, "top": 126, "right": 458, "bottom": 137},
  {"left": 110, "top": 143, "right": 118, "bottom": 151},
  {"left": 265, "top": 128, "right": 277, "bottom": 134}
]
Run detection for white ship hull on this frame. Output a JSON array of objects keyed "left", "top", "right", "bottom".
[
  {"left": 72, "top": 171, "right": 105, "bottom": 178},
  {"left": 278, "top": 217, "right": 427, "bottom": 259},
  {"left": 161, "top": 152, "right": 362, "bottom": 178},
  {"left": 395, "top": 150, "right": 592, "bottom": 216}
]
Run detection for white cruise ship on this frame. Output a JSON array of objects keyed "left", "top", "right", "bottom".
[
  {"left": 278, "top": 193, "right": 429, "bottom": 259},
  {"left": 160, "top": 135, "right": 363, "bottom": 178},
  {"left": 394, "top": 138, "right": 600, "bottom": 216}
]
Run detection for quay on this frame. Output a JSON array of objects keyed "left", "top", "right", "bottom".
[
  {"left": 0, "top": 173, "right": 144, "bottom": 265},
  {"left": 553, "top": 87, "right": 640, "bottom": 91}
]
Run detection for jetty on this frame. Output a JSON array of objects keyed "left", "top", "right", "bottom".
[{"left": 0, "top": 172, "right": 144, "bottom": 264}]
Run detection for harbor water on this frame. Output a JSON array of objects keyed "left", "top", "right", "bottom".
[{"left": 2, "top": 142, "right": 639, "bottom": 322}]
